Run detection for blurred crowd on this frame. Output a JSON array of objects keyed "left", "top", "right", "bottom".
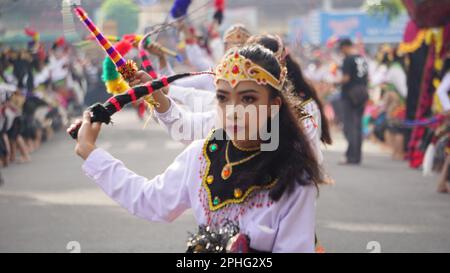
[
  {"left": 0, "top": 37, "right": 105, "bottom": 177},
  {"left": 299, "top": 39, "right": 450, "bottom": 194}
]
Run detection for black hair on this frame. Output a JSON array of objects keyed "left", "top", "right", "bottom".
[
  {"left": 380, "top": 51, "right": 391, "bottom": 65},
  {"left": 229, "top": 44, "right": 322, "bottom": 201},
  {"left": 250, "top": 35, "right": 332, "bottom": 144},
  {"left": 443, "top": 58, "right": 450, "bottom": 77},
  {"left": 338, "top": 38, "right": 353, "bottom": 49},
  {"left": 443, "top": 45, "right": 450, "bottom": 77}
]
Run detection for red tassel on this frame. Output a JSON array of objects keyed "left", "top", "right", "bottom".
[{"left": 138, "top": 101, "right": 146, "bottom": 119}]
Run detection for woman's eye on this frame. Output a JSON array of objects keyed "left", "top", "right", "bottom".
[
  {"left": 216, "top": 94, "right": 227, "bottom": 103},
  {"left": 242, "top": 96, "right": 256, "bottom": 104}
]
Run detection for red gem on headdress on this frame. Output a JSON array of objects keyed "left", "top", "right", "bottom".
[
  {"left": 234, "top": 52, "right": 239, "bottom": 59},
  {"left": 232, "top": 65, "right": 239, "bottom": 74}
]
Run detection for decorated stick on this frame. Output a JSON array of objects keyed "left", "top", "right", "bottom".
[
  {"left": 139, "top": 50, "right": 158, "bottom": 79},
  {"left": 72, "top": 6, "right": 137, "bottom": 81},
  {"left": 101, "top": 37, "right": 153, "bottom": 119},
  {"left": 102, "top": 40, "right": 133, "bottom": 95},
  {"left": 159, "top": 45, "right": 178, "bottom": 58},
  {"left": 85, "top": 34, "right": 122, "bottom": 43},
  {"left": 68, "top": 72, "right": 214, "bottom": 139},
  {"left": 140, "top": 31, "right": 183, "bottom": 63},
  {"left": 101, "top": 34, "right": 158, "bottom": 91},
  {"left": 138, "top": 32, "right": 160, "bottom": 78},
  {"left": 149, "top": 43, "right": 183, "bottom": 63},
  {"left": 89, "top": 32, "right": 183, "bottom": 63}
]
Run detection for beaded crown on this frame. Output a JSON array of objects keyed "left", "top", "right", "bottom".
[{"left": 214, "top": 50, "right": 287, "bottom": 91}]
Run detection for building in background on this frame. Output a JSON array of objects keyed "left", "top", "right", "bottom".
[{"left": 288, "top": 8, "right": 409, "bottom": 46}]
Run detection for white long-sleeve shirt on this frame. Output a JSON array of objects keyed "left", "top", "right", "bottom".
[{"left": 82, "top": 137, "right": 317, "bottom": 252}]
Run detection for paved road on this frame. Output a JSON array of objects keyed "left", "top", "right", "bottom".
[{"left": 1, "top": 110, "right": 449, "bottom": 253}]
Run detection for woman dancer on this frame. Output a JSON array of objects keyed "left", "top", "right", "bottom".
[{"left": 69, "top": 44, "right": 321, "bottom": 252}]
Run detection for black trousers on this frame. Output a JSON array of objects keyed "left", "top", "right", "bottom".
[{"left": 342, "top": 97, "right": 365, "bottom": 163}]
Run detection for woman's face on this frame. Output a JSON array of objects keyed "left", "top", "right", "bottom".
[{"left": 215, "top": 79, "right": 281, "bottom": 142}]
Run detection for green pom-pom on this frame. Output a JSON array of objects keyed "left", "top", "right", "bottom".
[
  {"left": 102, "top": 57, "right": 120, "bottom": 82},
  {"left": 144, "top": 36, "right": 151, "bottom": 48}
]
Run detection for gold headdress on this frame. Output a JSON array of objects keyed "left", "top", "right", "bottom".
[
  {"left": 223, "top": 24, "right": 251, "bottom": 48},
  {"left": 215, "top": 50, "right": 287, "bottom": 91}
]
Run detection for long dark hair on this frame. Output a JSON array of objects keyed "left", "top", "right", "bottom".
[
  {"left": 443, "top": 57, "right": 450, "bottom": 78},
  {"left": 443, "top": 45, "right": 450, "bottom": 78},
  {"left": 249, "top": 35, "right": 332, "bottom": 145},
  {"left": 231, "top": 45, "right": 322, "bottom": 201}
]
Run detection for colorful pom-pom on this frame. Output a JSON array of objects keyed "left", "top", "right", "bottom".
[
  {"left": 105, "top": 77, "right": 130, "bottom": 95},
  {"left": 102, "top": 57, "right": 120, "bottom": 82}
]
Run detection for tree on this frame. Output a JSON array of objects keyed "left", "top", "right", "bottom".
[
  {"left": 100, "top": 0, "right": 139, "bottom": 36},
  {"left": 365, "top": 0, "right": 406, "bottom": 21}
]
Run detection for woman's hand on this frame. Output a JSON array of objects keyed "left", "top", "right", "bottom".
[
  {"left": 67, "top": 111, "right": 102, "bottom": 160},
  {"left": 128, "top": 70, "right": 153, "bottom": 87},
  {"left": 146, "top": 43, "right": 169, "bottom": 69},
  {"left": 128, "top": 70, "right": 169, "bottom": 95},
  {"left": 146, "top": 42, "right": 165, "bottom": 58}
]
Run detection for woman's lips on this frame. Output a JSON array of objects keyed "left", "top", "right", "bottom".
[{"left": 226, "top": 124, "right": 244, "bottom": 134}]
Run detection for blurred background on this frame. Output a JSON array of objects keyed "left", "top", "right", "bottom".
[{"left": 0, "top": 0, "right": 450, "bottom": 253}]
